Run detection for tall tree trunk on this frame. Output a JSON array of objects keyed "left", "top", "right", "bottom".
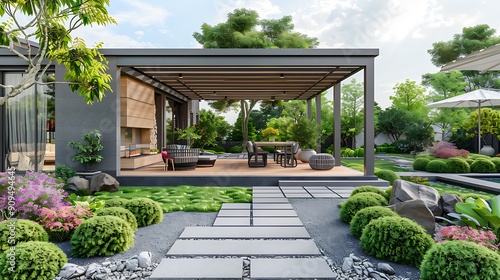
[{"left": 240, "top": 100, "right": 258, "bottom": 147}]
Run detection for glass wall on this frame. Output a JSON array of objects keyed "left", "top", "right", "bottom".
[{"left": 4, "top": 73, "right": 50, "bottom": 171}]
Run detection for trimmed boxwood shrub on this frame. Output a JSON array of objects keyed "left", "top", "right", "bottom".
[
  {"left": 103, "top": 198, "right": 129, "bottom": 208},
  {"left": 470, "top": 159, "right": 496, "bottom": 173},
  {"left": 490, "top": 157, "right": 500, "bottom": 172},
  {"left": 70, "top": 216, "right": 134, "bottom": 257},
  {"left": 360, "top": 216, "right": 434, "bottom": 267},
  {"left": 426, "top": 159, "right": 450, "bottom": 173},
  {"left": 0, "top": 219, "right": 48, "bottom": 251},
  {"left": 124, "top": 198, "right": 163, "bottom": 227},
  {"left": 420, "top": 241, "right": 500, "bottom": 280},
  {"left": 96, "top": 207, "right": 138, "bottom": 231},
  {"left": 374, "top": 170, "right": 399, "bottom": 185},
  {"left": 351, "top": 186, "right": 389, "bottom": 201},
  {"left": 350, "top": 206, "right": 398, "bottom": 238},
  {"left": 446, "top": 157, "right": 470, "bottom": 173},
  {"left": 0, "top": 241, "right": 67, "bottom": 280},
  {"left": 340, "top": 193, "right": 388, "bottom": 224},
  {"left": 413, "top": 158, "right": 430, "bottom": 171},
  {"left": 385, "top": 187, "right": 392, "bottom": 200}
]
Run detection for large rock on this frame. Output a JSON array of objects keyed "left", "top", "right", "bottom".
[
  {"left": 90, "top": 173, "right": 120, "bottom": 193},
  {"left": 440, "top": 193, "right": 463, "bottom": 216},
  {"left": 390, "top": 179, "right": 442, "bottom": 216},
  {"left": 66, "top": 176, "right": 90, "bottom": 192},
  {"left": 388, "top": 199, "right": 435, "bottom": 235}
]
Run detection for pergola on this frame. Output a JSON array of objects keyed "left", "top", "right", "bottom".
[{"left": 49, "top": 48, "right": 379, "bottom": 178}]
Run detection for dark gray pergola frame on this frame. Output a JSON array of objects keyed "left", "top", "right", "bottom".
[{"left": 1, "top": 48, "right": 378, "bottom": 178}]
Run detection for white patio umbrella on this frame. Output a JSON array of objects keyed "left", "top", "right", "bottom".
[
  {"left": 427, "top": 89, "right": 500, "bottom": 153},
  {"left": 441, "top": 44, "right": 500, "bottom": 72}
]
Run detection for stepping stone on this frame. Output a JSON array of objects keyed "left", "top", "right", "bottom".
[
  {"left": 221, "top": 203, "right": 251, "bottom": 210},
  {"left": 304, "top": 186, "right": 329, "bottom": 190},
  {"left": 166, "top": 240, "right": 321, "bottom": 256},
  {"left": 250, "top": 258, "right": 335, "bottom": 279},
  {"left": 284, "top": 193, "right": 313, "bottom": 198},
  {"left": 281, "top": 189, "right": 308, "bottom": 193},
  {"left": 252, "top": 197, "right": 289, "bottom": 204},
  {"left": 217, "top": 209, "right": 251, "bottom": 217},
  {"left": 150, "top": 258, "right": 242, "bottom": 279},
  {"left": 253, "top": 217, "right": 303, "bottom": 226},
  {"left": 179, "top": 226, "right": 311, "bottom": 239},
  {"left": 311, "top": 193, "right": 340, "bottom": 198},
  {"left": 213, "top": 217, "right": 250, "bottom": 226},
  {"left": 253, "top": 209, "right": 298, "bottom": 217},
  {"left": 252, "top": 193, "right": 285, "bottom": 198},
  {"left": 252, "top": 204, "right": 293, "bottom": 210},
  {"left": 254, "top": 187, "right": 281, "bottom": 190}
]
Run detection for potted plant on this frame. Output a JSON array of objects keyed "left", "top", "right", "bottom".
[
  {"left": 176, "top": 125, "right": 201, "bottom": 146},
  {"left": 262, "top": 127, "right": 279, "bottom": 142},
  {"left": 68, "top": 130, "right": 103, "bottom": 173}
]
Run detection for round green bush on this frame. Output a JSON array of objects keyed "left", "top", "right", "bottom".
[
  {"left": 124, "top": 198, "right": 163, "bottom": 227},
  {"left": 0, "top": 241, "right": 67, "bottom": 280},
  {"left": 426, "top": 159, "right": 450, "bottom": 173},
  {"left": 96, "top": 207, "right": 138, "bottom": 231},
  {"left": 71, "top": 216, "right": 134, "bottom": 257},
  {"left": 360, "top": 216, "right": 434, "bottom": 267},
  {"left": 420, "top": 241, "right": 500, "bottom": 280},
  {"left": 0, "top": 219, "right": 48, "bottom": 251},
  {"left": 490, "top": 158, "right": 500, "bottom": 172},
  {"left": 385, "top": 187, "right": 392, "bottom": 200},
  {"left": 446, "top": 157, "right": 470, "bottom": 173},
  {"left": 351, "top": 186, "right": 389, "bottom": 201},
  {"left": 340, "top": 193, "right": 388, "bottom": 224},
  {"left": 470, "top": 159, "right": 496, "bottom": 173},
  {"left": 350, "top": 206, "right": 398, "bottom": 238},
  {"left": 103, "top": 198, "right": 129, "bottom": 208},
  {"left": 413, "top": 158, "right": 430, "bottom": 171},
  {"left": 374, "top": 170, "right": 399, "bottom": 185}
]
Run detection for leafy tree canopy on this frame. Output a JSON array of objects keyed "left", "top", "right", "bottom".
[
  {"left": 0, "top": 0, "right": 116, "bottom": 105},
  {"left": 377, "top": 107, "right": 412, "bottom": 142}
]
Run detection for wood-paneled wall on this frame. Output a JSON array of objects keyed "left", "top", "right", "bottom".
[{"left": 120, "top": 76, "right": 155, "bottom": 128}]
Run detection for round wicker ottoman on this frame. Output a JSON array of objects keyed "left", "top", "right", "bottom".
[{"left": 309, "top": 153, "right": 335, "bottom": 170}]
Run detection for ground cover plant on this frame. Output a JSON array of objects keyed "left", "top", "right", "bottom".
[
  {"left": 341, "top": 159, "right": 411, "bottom": 172},
  {"left": 93, "top": 186, "right": 252, "bottom": 212}
]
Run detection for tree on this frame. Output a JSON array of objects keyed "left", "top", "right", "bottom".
[
  {"left": 428, "top": 24, "right": 500, "bottom": 90},
  {"left": 405, "top": 120, "right": 435, "bottom": 152},
  {"left": 390, "top": 79, "right": 428, "bottom": 115},
  {"left": 341, "top": 79, "right": 364, "bottom": 148},
  {"left": 422, "top": 71, "right": 468, "bottom": 141},
  {"left": 193, "top": 8, "right": 318, "bottom": 146},
  {"left": 0, "top": 1, "right": 116, "bottom": 105},
  {"left": 377, "top": 107, "right": 412, "bottom": 142},
  {"left": 192, "top": 109, "right": 224, "bottom": 150},
  {"left": 462, "top": 108, "right": 500, "bottom": 146}
]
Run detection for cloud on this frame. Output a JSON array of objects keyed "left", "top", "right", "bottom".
[
  {"left": 73, "top": 26, "right": 160, "bottom": 48},
  {"left": 211, "top": 0, "right": 281, "bottom": 23},
  {"left": 111, "top": 0, "right": 170, "bottom": 27}
]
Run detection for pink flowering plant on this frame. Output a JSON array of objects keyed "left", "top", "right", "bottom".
[
  {"left": 38, "top": 205, "right": 92, "bottom": 241},
  {"left": 435, "top": 225, "right": 499, "bottom": 251},
  {"left": 430, "top": 141, "right": 470, "bottom": 159},
  {"left": 0, "top": 171, "right": 68, "bottom": 220}
]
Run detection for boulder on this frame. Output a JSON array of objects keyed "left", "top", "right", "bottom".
[
  {"left": 90, "top": 173, "right": 120, "bottom": 193},
  {"left": 67, "top": 176, "right": 90, "bottom": 192},
  {"left": 440, "top": 193, "right": 463, "bottom": 216},
  {"left": 389, "top": 199, "right": 436, "bottom": 235},
  {"left": 390, "top": 179, "right": 442, "bottom": 216}
]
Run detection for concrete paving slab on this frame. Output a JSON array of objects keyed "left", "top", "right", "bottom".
[
  {"left": 213, "top": 217, "right": 250, "bottom": 226},
  {"left": 280, "top": 189, "right": 309, "bottom": 193},
  {"left": 304, "top": 186, "right": 329, "bottom": 190},
  {"left": 252, "top": 193, "right": 285, "bottom": 198},
  {"left": 252, "top": 197, "right": 290, "bottom": 204},
  {"left": 253, "top": 217, "right": 303, "bottom": 226},
  {"left": 252, "top": 203, "right": 293, "bottom": 210},
  {"left": 311, "top": 193, "right": 340, "bottom": 198},
  {"left": 306, "top": 190, "right": 336, "bottom": 195},
  {"left": 254, "top": 187, "right": 281, "bottom": 190},
  {"left": 217, "top": 209, "right": 251, "bottom": 217},
  {"left": 166, "top": 240, "right": 321, "bottom": 256},
  {"left": 179, "top": 226, "right": 310, "bottom": 239},
  {"left": 280, "top": 187, "right": 306, "bottom": 191},
  {"left": 250, "top": 258, "right": 335, "bottom": 279},
  {"left": 149, "top": 258, "right": 242, "bottom": 279},
  {"left": 283, "top": 193, "right": 313, "bottom": 198},
  {"left": 253, "top": 209, "right": 298, "bottom": 217},
  {"left": 221, "top": 203, "right": 251, "bottom": 210}
]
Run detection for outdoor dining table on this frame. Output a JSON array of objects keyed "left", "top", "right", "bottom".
[{"left": 254, "top": 141, "right": 296, "bottom": 168}]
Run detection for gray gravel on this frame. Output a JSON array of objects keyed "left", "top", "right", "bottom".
[{"left": 290, "top": 198, "right": 421, "bottom": 280}]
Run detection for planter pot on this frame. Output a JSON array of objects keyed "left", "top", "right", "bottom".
[
  {"left": 297, "top": 149, "right": 317, "bottom": 163},
  {"left": 480, "top": 145, "right": 496, "bottom": 156},
  {"left": 268, "top": 136, "right": 276, "bottom": 142}
]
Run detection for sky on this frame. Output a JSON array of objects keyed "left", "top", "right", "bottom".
[{"left": 70, "top": 0, "right": 500, "bottom": 118}]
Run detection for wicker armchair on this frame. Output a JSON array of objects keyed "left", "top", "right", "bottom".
[{"left": 162, "top": 145, "right": 200, "bottom": 170}]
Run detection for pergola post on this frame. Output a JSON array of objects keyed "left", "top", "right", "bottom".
[
  {"left": 333, "top": 83, "right": 341, "bottom": 166},
  {"left": 306, "top": 98, "right": 312, "bottom": 120},
  {"left": 364, "top": 63, "right": 375, "bottom": 176},
  {"left": 315, "top": 94, "right": 322, "bottom": 152}
]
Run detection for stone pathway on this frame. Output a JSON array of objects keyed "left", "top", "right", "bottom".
[{"left": 149, "top": 186, "right": 366, "bottom": 279}]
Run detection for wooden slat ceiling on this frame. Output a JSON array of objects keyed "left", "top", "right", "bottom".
[{"left": 133, "top": 65, "right": 363, "bottom": 101}]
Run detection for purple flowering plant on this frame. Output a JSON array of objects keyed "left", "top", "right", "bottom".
[
  {"left": 0, "top": 171, "right": 68, "bottom": 220},
  {"left": 435, "top": 225, "right": 499, "bottom": 251}
]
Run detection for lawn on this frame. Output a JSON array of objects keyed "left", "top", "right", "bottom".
[
  {"left": 93, "top": 185, "right": 252, "bottom": 212},
  {"left": 342, "top": 158, "right": 411, "bottom": 172}
]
